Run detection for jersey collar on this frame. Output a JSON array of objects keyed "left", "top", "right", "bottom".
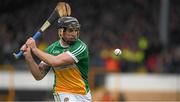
[{"left": 59, "top": 39, "right": 69, "bottom": 48}]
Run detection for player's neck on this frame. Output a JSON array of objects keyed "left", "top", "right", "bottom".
[{"left": 59, "top": 39, "right": 69, "bottom": 48}]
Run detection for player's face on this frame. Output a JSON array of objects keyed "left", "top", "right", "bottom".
[{"left": 61, "top": 27, "right": 79, "bottom": 45}]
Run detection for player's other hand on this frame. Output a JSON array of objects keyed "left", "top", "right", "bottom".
[
  {"left": 20, "top": 44, "right": 32, "bottom": 59},
  {"left": 20, "top": 44, "right": 27, "bottom": 52},
  {"left": 26, "top": 37, "right": 37, "bottom": 51}
]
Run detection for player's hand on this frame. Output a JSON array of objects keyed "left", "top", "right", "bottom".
[
  {"left": 20, "top": 44, "right": 27, "bottom": 52},
  {"left": 26, "top": 37, "right": 37, "bottom": 51},
  {"left": 20, "top": 44, "right": 33, "bottom": 60},
  {"left": 23, "top": 46, "right": 33, "bottom": 60}
]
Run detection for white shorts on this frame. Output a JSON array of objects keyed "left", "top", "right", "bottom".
[{"left": 53, "top": 91, "right": 92, "bottom": 102}]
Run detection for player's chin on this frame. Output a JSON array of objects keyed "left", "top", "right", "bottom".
[
  {"left": 67, "top": 40, "right": 75, "bottom": 45},
  {"left": 69, "top": 38, "right": 76, "bottom": 42}
]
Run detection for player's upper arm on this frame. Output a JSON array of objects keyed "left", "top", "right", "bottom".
[
  {"left": 52, "top": 43, "right": 88, "bottom": 67},
  {"left": 53, "top": 52, "right": 75, "bottom": 66}
]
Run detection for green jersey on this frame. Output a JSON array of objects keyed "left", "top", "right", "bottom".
[{"left": 45, "top": 39, "right": 90, "bottom": 95}]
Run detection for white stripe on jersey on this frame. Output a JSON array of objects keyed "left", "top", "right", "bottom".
[
  {"left": 66, "top": 51, "right": 79, "bottom": 63},
  {"left": 66, "top": 44, "right": 86, "bottom": 63},
  {"left": 73, "top": 45, "right": 86, "bottom": 56},
  {"left": 72, "top": 45, "right": 83, "bottom": 54}
]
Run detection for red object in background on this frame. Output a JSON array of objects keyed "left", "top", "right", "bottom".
[
  {"left": 102, "top": 92, "right": 112, "bottom": 102},
  {"left": 105, "top": 58, "right": 120, "bottom": 72},
  {"left": 146, "top": 54, "right": 158, "bottom": 72}
]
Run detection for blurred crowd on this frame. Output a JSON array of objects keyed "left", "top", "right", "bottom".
[{"left": 0, "top": 0, "right": 179, "bottom": 74}]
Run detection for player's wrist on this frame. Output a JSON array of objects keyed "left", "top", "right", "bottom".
[
  {"left": 31, "top": 47, "right": 38, "bottom": 53},
  {"left": 24, "top": 54, "right": 33, "bottom": 62},
  {"left": 25, "top": 56, "right": 33, "bottom": 62}
]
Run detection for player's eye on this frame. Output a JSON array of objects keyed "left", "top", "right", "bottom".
[
  {"left": 68, "top": 28, "right": 74, "bottom": 32},
  {"left": 67, "top": 28, "right": 79, "bottom": 32}
]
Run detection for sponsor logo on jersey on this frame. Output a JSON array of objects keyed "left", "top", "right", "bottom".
[{"left": 52, "top": 50, "right": 61, "bottom": 54}]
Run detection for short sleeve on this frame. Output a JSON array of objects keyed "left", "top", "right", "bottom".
[{"left": 66, "top": 43, "right": 88, "bottom": 63}]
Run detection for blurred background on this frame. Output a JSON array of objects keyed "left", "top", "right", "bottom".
[{"left": 0, "top": 0, "right": 180, "bottom": 101}]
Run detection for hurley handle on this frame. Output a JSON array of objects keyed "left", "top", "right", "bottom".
[{"left": 13, "top": 31, "right": 42, "bottom": 59}]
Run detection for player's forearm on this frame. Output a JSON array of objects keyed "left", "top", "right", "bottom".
[
  {"left": 25, "top": 58, "right": 44, "bottom": 80},
  {"left": 32, "top": 48, "right": 59, "bottom": 67}
]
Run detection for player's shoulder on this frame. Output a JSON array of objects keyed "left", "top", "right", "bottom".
[
  {"left": 74, "top": 39, "right": 87, "bottom": 47},
  {"left": 69, "top": 39, "right": 88, "bottom": 57},
  {"left": 70, "top": 39, "right": 88, "bottom": 51}
]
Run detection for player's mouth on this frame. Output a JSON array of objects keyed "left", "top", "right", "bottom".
[{"left": 68, "top": 37, "right": 76, "bottom": 41}]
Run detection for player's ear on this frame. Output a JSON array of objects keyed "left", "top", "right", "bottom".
[
  {"left": 58, "top": 28, "right": 64, "bottom": 35},
  {"left": 58, "top": 28, "right": 62, "bottom": 39}
]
